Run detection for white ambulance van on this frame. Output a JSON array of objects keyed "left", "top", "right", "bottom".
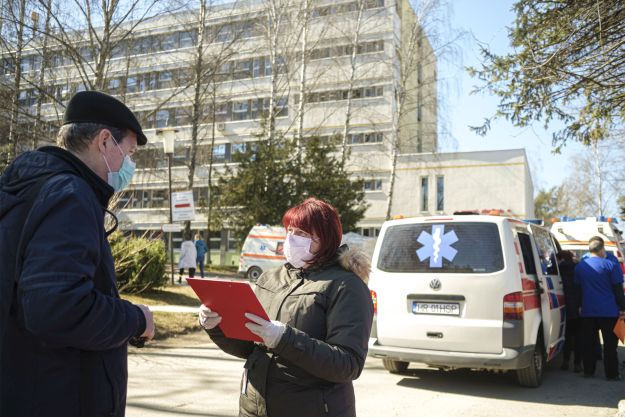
[
  {"left": 238, "top": 227, "right": 377, "bottom": 282},
  {"left": 238, "top": 225, "right": 287, "bottom": 282},
  {"left": 368, "top": 215, "right": 565, "bottom": 387},
  {"left": 550, "top": 217, "right": 625, "bottom": 274}
]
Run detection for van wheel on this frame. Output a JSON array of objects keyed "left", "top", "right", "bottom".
[
  {"left": 515, "top": 337, "right": 546, "bottom": 387},
  {"left": 247, "top": 266, "right": 262, "bottom": 283},
  {"left": 382, "top": 359, "right": 409, "bottom": 373}
]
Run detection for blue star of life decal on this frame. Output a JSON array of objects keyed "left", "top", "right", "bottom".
[{"left": 416, "top": 225, "right": 459, "bottom": 268}]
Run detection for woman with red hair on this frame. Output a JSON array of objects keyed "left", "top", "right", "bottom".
[{"left": 199, "top": 197, "right": 373, "bottom": 417}]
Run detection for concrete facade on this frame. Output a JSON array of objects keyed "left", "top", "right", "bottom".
[{"left": 11, "top": 0, "right": 533, "bottom": 264}]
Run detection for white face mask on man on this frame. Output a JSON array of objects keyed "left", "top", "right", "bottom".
[{"left": 283, "top": 233, "right": 314, "bottom": 268}]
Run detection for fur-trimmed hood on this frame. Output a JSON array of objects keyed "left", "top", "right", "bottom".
[{"left": 338, "top": 245, "right": 371, "bottom": 284}]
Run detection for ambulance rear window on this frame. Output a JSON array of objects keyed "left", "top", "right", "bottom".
[{"left": 377, "top": 222, "right": 504, "bottom": 273}]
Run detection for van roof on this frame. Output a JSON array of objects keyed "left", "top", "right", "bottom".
[
  {"left": 383, "top": 215, "right": 526, "bottom": 227},
  {"left": 551, "top": 219, "right": 622, "bottom": 244}
]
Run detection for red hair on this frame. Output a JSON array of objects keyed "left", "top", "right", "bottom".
[{"left": 282, "top": 198, "right": 343, "bottom": 266}]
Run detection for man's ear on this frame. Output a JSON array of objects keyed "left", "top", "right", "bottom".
[{"left": 95, "top": 129, "right": 111, "bottom": 154}]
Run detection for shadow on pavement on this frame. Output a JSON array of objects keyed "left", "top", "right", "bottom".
[
  {"left": 129, "top": 350, "right": 245, "bottom": 363},
  {"left": 392, "top": 347, "right": 625, "bottom": 409},
  {"left": 126, "top": 401, "right": 231, "bottom": 416}
]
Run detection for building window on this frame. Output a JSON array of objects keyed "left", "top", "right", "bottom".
[
  {"left": 126, "top": 76, "right": 138, "bottom": 93},
  {"left": 360, "top": 227, "right": 381, "bottom": 237},
  {"left": 155, "top": 110, "right": 170, "bottom": 128},
  {"left": 161, "top": 33, "right": 178, "bottom": 51},
  {"left": 420, "top": 176, "right": 429, "bottom": 212},
  {"left": 213, "top": 144, "right": 226, "bottom": 162},
  {"left": 174, "top": 107, "right": 191, "bottom": 126},
  {"left": 231, "top": 143, "right": 246, "bottom": 154},
  {"left": 436, "top": 176, "right": 444, "bottom": 212},
  {"left": 179, "top": 30, "right": 196, "bottom": 48},
  {"left": 363, "top": 179, "right": 382, "bottom": 192},
  {"left": 232, "top": 100, "right": 249, "bottom": 120},
  {"left": 158, "top": 71, "right": 173, "bottom": 89},
  {"left": 253, "top": 57, "right": 263, "bottom": 77}
]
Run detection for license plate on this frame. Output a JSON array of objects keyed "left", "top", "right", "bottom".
[{"left": 412, "top": 301, "right": 460, "bottom": 316}]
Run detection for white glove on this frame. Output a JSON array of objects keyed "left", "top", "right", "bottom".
[
  {"left": 199, "top": 305, "right": 222, "bottom": 330},
  {"left": 244, "top": 313, "right": 286, "bottom": 349}
]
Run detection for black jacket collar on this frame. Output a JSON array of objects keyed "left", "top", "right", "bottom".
[{"left": 39, "top": 146, "right": 114, "bottom": 207}]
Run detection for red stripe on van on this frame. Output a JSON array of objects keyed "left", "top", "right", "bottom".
[
  {"left": 248, "top": 235, "right": 286, "bottom": 240},
  {"left": 522, "top": 278, "right": 537, "bottom": 291},
  {"left": 523, "top": 295, "right": 540, "bottom": 310},
  {"left": 556, "top": 294, "right": 566, "bottom": 306},
  {"left": 513, "top": 242, "right": 520, "bottom": 256},
  {"left": 559, "top": 240, "right": 617, "bottom": 247},
  {"left": 241, "top": 253, "right": 286, "bottom": 260}
]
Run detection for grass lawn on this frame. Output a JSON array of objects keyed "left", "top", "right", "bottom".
[
  {"left": 121, "top": 286, "right": 200, "bottom": 340},
  {"left": 121, "top": 285, "right": 199, "bottom": 307},
  {"left": 152, "top": 311, "right": 200, "bottom": 340},
  {"left": 120, "top": 272, "right": 244, "bottom": 340}
]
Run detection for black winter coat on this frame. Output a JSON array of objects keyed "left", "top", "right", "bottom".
[
  {"left": 0, "top": 147, "right": 146, "bottom": 417},
  {"left": 559, "top": 259, "right": 579, "bottom": 320},
  {"left": 208, "top": 246, "right": 374, "bottom": 417}
]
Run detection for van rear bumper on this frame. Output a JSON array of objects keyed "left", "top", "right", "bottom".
[{"left": 368, "top": 338, "right": 534, "bottom": 370}]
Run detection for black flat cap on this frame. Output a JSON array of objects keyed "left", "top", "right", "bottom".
[{"left": 63, "top": 91, "right": 147, "bottom": 145}]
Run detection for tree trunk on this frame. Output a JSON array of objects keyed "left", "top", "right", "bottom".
[
  {"left": 205, "top": 86, "right": 217, "bottom": 264},
  {"left": 386, "top": 84, "right": 403, "bottom": 220},
  {"left": 295, "top": 0, "right": 310, "bottom": 152},
  {"left": 8, "top": 0, "right": 27, "bottom": 162},
  {"left": 185, "top": 0, "right": 207, "bottom": 237},
  {"left": 32, "top": 0, "right": 53, "bottom": 149},
  {"left": 340, "top": 0, "right": 365, "bottom": 168}
]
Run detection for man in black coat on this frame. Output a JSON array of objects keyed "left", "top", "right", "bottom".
[
  {"left": 558, "top": 250, "right": 582, "bottom": 372},
  {"left": 0, "top": 91, "right": 155, "bottom": 417}
]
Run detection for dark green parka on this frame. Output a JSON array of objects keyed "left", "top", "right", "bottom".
[{"left": 208, "top": 246, "right": 373, "bottom": 417}]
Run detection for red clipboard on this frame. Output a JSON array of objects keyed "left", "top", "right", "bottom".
[{"left": 186, "top": 278, "right": 269, "bottom": 342}]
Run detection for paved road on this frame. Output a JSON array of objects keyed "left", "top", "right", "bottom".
[{"left": 127, "top": 333, "right": 624, "bottom": 417}]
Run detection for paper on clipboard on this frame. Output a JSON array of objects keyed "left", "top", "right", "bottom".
[
  {"left": 186, "top": 278, "right": 269, "bottom": 342},
  {"left": 614, "top": 319, "right": 625, "bottom": 344}
]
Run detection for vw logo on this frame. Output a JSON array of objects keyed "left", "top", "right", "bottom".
[{"left": 429, "top": 278, "right": 441, "bottom": 290}]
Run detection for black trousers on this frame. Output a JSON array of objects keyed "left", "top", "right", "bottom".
[
  {"left": 179, "top": 268, "right": 195, "bottom": 278},
  {"left": 580, "top": 317, "right": 619, "bottom": 378},
  {"left": 563, "top": 318, "right": 582, "bottom": 365}
]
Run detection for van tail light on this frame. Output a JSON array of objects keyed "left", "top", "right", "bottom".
[
  {"left": 370, "top": 290, "right": 377, "bottom": 315},
  {"left": 620, "top": 262, "right": 625, "bottom": 274},
  {"left": 503, "top": 292, "right": 524, "bottom": 320}
]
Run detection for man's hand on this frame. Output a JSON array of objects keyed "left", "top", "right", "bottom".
[
  {"left": 136, "top": 304, "right": 155, "bottom": 340},
  {"left": 199, "top": 305, "right": 222, "bottom": 330}
]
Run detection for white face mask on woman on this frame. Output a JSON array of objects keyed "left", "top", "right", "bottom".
[{"left": 283, "top": 233, "right": 314, "bottom": 268}]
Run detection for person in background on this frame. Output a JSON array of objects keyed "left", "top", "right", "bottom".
[
  {"left": 557, "top": 250, "right": 582, "bottom": 372},
  {"left": 178, "top": 233, "right": 197, "bottom": 283},
  {"left": 581, "top": 235, "right": 621, "bottom": 361},
  {"left": 581, "top": 236, "right": 620, "bottom": 265},
  {"left": 195, "top": 233, "right": 208, "bottom": 278},
  {"left": 575, "top": 239, "right": 625, "bottom": 380},
  {"left": 199, "top": 197, "right": 373, "bottom": 417}
]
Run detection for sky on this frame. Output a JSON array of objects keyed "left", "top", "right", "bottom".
[{"left": 438, "top": 0, "right": 587, "bottom": 194}]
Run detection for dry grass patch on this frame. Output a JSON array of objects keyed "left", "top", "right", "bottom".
[
  {"left": 121, "top": 285, "right": 199, "bottom": 307},
  {"left": 152, "top": 311, "right": 199, "bottom": 340}
]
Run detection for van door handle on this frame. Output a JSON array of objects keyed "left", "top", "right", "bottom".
[{"left": 427, "top": 332, "right": 443, "bottom": 339}]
